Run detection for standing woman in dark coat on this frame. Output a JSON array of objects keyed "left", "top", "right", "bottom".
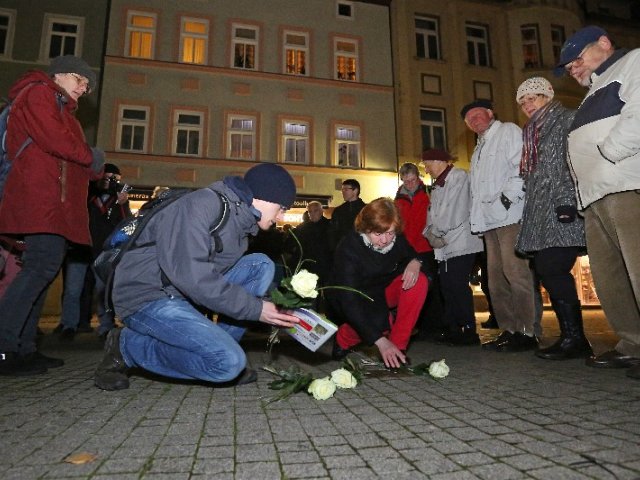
[
  {"left": 514, "top": 77, "right": 591, "bottom": 360},
  {"left": 328, "top": 198, "right": 428, "bottom": 368}
]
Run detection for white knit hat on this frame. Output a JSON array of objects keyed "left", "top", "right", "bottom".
[{"left": 516, "top": 77, "right": 554, "bottom": 103}]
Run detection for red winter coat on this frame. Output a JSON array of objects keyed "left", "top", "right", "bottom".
[
  {"left": 0, "top": 70, "right": 98, "bottom": 245},
  {"left": 395, "top": 181, "right": 433, "bottom": 254}
]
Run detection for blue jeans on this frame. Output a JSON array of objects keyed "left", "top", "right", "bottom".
[
  {"left": 0, "top": 234, "right": 67, "bottom": 354},
  {"left": 120, "top": 253, "right": 274, "bottom": 382},
  {"left": 60, "top": 246, "right": 90, "bottom": 331}
]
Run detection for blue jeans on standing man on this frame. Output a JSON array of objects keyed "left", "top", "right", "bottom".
[{"left": 119, "top": 253, "right": 274, "bottom": 383}]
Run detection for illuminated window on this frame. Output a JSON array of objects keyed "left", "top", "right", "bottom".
[
  {"left": 227, "top": 114, "right": 256, "bottom": 160},
  {"left": 282, "top": 120, "right": 309, "bottom": 164},
  {"left": 0, "top": 9, "right": 16, "bottom": 58},
  {"left": 126, "top": 11, "right": 156, "bottom": 59},
  {"left": 43, "top": 15, "right": 83, "bottom": 59},
  {"left": 420, "top": 108, "right": 447, "bottom": 151},
  {"left": 283, "top": 30, "right": 308, "bottom": 76},
  {"left": 415, "top": 15, "right": 440, "bottom": 60},
  {"left": 551, "top": 25, "right": 566, "bottom": 64},
  {"left": 181, "top": 17, "right": 208, "bottom": 64},
  {"left": 173, "top": 110, "right": 203, "bottom": 156},
  {"left": 117, "top": 106, "right": 149, "bottom": 153},
  {"left": 232, "top": 23, "right": 258, "bottom": 70},
  {"left": 521, "top": 24, "right": 541, "bottom": 68},
  {"left": 466, "top": 23, "right": 491, "bottom": 67},
  {"left": 335, "top": 125, "right": 361, "bottom": 168},
  {"left": 334, "top": 37, "right": 358, "bottom": 81}
]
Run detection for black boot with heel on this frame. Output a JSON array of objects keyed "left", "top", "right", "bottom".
[{"left": 535, "top": 300, "right": 593, "bottom": 360}]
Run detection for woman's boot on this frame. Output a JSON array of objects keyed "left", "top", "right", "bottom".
[{"left": 535, "top": 300, "right": 593, "bottom": 360}]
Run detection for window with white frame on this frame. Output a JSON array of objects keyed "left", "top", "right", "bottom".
[
  {"left": 466, "top": 23, "right": 491, "bottom": 67},
  {"left": 232, "top": 23, "right": 259, "bottom": 70},
  {"left": 282, "top": 120, "right": 309, "bottom": 164},
  {"left": 43, "top": 14, "right": 84, "bottom": 59},
  {"left": 180, "top": 17, "right": 208, "bottom": 64},
  {"left": 0, "top": 9, "right": 16, "bottom": 58},
  {"left": 117, "top": 106, "right": 149, "bottom": 152},
  {"left": 334, "top": 37, "right": 358, "bottom": 81},
  {"left": 521, "top": 24, "right": 541, "bottom": 68},
  {"left": 551, "top": 25, "right": 566, "bottom": 64},
  {"left": 227, "top": 114, "right": 256, "bottom": 160},
  {"left": 420, "top": 108, "right": 447, "bottom": 151},
  {"left": 415, "top": 15, "right": 440, "bottom": 60},
  {"left": 125, "top": 11, "right": 156, "bottom": 59},
  {"left": 335, "top": 125, "right": 361, "bottom": 168},
  {"left": 283, "top": 30, "right": 308, "bottom": 76},
  {"left": 173, "top": 110, "right": 203, "bottom": 156},
  {"left": 337, "top": 1, "right": 354, "bottom": 19}
]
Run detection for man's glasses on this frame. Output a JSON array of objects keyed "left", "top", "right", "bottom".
[
  {"left": 564, "top": 43, "right": 596, "bottom": 73},
  {"left": 69, "top": 73, "right": 91, "bottom": 93}
]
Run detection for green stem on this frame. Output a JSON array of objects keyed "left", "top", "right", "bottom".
[{"left": 317, "top": 285, "right": 373, "bottom": 302}]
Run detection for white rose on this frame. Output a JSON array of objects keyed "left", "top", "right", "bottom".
[
  {"left": 428, "top": 359, "right": 449, "bottom": 379},
  {"left": 290, "top": 270, "right": 319, "bottom": 298},
  {"left": 307, "top": 377, "right": 336, "bottom": 400},
  {"left": 330, "top": 368, "right": 358, "bottom": 389}
]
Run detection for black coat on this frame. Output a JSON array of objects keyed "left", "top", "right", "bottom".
[
  {"left": 289, "top": 216, "right": 332, "bottom": 283},
  {"left": 327, "top": 230, "right": 417, "bottom": 345}
]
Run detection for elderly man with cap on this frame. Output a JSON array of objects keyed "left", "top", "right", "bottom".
[
  {"left": 94, "top": 163, "right": 301, "bottom": 391},
  {"left": 422, "top": 149, "right": 484, "bottom": 346},
  {"left": 460, "top": 99, "right": 537, "bottom": 352},
  {"left": 514, "top": 77, "right": 591, "bottom": 361},
  {"left": 0, "top": 55, "right": 104, "bottom": 376},
  {"left": 555, "top": 26, "right": 640, "bottom": 377}
]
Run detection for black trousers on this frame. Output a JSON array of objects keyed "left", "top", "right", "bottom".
[
  {"left": 531, "top": 247, "right": 581, "bottom": 303},
  {"left": 439, "top": 253, "right": 477, "bottom": 329}
]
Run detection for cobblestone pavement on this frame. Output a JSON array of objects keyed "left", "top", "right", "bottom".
[{"left": 1, "top": 310, "right": 640, "bottom": 480}]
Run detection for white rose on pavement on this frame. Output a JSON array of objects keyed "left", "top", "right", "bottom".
[
  {"left": 290, "top": 269, "right": 319, "bottom": 298},
  {"left": 330, "top": 368, "right": 358, "bottom": 389},
  {"left": 428, "top": 359, "right": 449, "bottom": 379},
  {"left": 307, "top": 377, "right": 336, "bottom": 400}
]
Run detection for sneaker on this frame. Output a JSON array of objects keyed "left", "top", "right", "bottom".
[
  {"left": 23, "top": 351, "right": 65, "bottom": 369},
  {"left": 235, "top": 368, "right": 258, "bottom": 385},
  {"left": 94, "top": 329, "right": 129, "bottom": 391},
  {"left": 59, "top": 328, "right": 76, "bottom": 342},
  {"left": 0, "top": 352, "right": 48, "bottom": 376}
]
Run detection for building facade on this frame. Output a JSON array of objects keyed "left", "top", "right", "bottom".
[{"left": 97, "top": 0, "right": 399, "bottom": 210}]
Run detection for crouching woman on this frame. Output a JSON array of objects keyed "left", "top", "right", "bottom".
[{"left": 327, "top": 198, "right": 428, "bottom": 368}]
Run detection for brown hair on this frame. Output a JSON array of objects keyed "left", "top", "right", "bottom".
[{"left": 355, "top": 197, "right": 404, "bottom": 234}]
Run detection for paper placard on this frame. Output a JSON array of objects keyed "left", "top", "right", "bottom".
[{"left": 288, "top": 308, "right": 338, "bottom": 352}]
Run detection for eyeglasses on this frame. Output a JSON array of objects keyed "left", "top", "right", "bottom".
[
  {"left": 564, "top": 43, "right": 596, "bottom": 73},
  {"left": 372, "top": 230, "right": 396, "bottom": 239},
  {"left": 341, "top": 186, "right": 354, "bottom": 191},
  {"left": 69, "top": 73, "right": 91, "bottom": 93}
]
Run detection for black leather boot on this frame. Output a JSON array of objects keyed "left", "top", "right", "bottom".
[
  {"left": 536, "top": 300, "right": 593, "bottom": 360},
  {"left": 94, "top": 329, "right": 130, "bottom": 390}
]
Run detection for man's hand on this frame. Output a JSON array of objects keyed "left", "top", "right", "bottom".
[
  {"left": 374, "top": 337, "right": 406, "bottom": 369},
  {"left": 259, "top": 301, "right": 300, "bottom": 328},
  {"left": 116, "top": 191, "right": 129, "bottom": 204}
]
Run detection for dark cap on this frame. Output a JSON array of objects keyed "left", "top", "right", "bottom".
[
  {"left": 244, "top": 163, "right": 297, "bottom": 208},
  {"left": 553, "top": 26, "right": 607, "bottom": 76},
  {"left": 104, "top": 163, "right": 121, "bottom": 175},
  {"left": 460, "top": 99, "right": 493, "bottom": 119},
  {"left": 47, "top": 55, "right": 97, "bottom": 92},
  {"left": 421, "top": 149, "right": 453, "bottom": 162}
]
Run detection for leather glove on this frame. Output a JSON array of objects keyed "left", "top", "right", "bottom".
[
  {"left": 90, "top": 147, "right": 105, "bottom": 174},
  {"left": 556, "top": 205, "right": 577, "bottom": 223},
  {"left": 500, "top": 193, "right": 512, "bottom": 210}
]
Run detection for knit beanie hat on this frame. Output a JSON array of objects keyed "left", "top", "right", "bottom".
[
  {"left": 244, "top": 164, "right": 297, "bottom": 208},
  {"left": 48, "top": 55, "right": 97, "bottom": 92},
  {"left": 104, "top": 163, "right": 121, "bottom": 175},
  {"left": 516, "top": 77, "right": 554, "bottom": 103}
]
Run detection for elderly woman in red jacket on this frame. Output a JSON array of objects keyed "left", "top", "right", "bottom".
[
  {"left": 0, "top": 55, "right": 104, "bottom": 376},
  {"left": 327, "top": 198, "right": 428, "bottom": 368}
]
